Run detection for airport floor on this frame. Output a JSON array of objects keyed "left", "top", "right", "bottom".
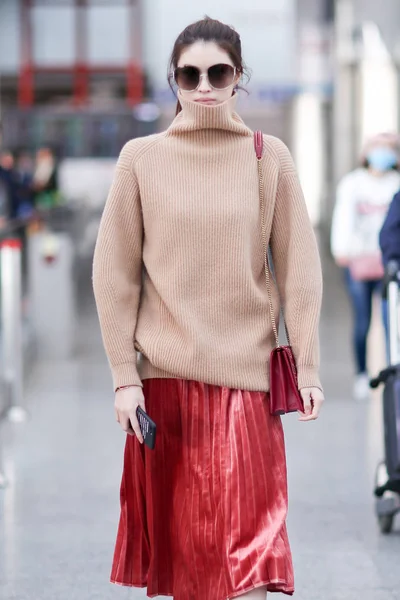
[{"left": 1, "top": 251, "right": 399, "bottom": 600}]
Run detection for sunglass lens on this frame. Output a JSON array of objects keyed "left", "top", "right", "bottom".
[
  {"left": 175, "top": 66, "right": 200, "bottom": 91},
  {"left": 208, "top": 64, "right": 235, "bottom": 89}
]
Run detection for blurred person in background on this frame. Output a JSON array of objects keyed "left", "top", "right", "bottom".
[
  {"left": 331, "top": 133, "right": 400, "bottom": 400},
  {"left": 13, "top": 149, "right": 36, "bottom": 281},
  {"left": 379, "top": 192, "right": 400, "bottom": 344},
  {"left": 380, "top": 189, "right": 400, "bottom": 266},
  {"left": 14, "top": 149, "right": 35, "bottom": 219},
  {"left": 0, "top": 125, "right": 9, "bottom": 226},
  {"left": 0, "top": 154, "right": 11, "bottom": 227},
  {"left": 32, "top": 146, "right": 59, "bottom": 208},
  {"left": 0, "top": 171, "right": 9, "bottom": 228},
  {"left": 0, "top": 148, "right": 15, "bottom": 171},
  {"left": 0, "top": 149, "right": 19, "bottom": 224},
  {"left": 93, "top": 17, "right": 323, "bottom": 600}
]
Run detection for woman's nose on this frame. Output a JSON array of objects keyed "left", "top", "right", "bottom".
[{"left": 198, "top": 74, "right": 212, "bottom": 92}]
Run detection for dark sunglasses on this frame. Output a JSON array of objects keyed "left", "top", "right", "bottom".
[{"left": 173, "top": 63, "right": 237, "bottom": 92}]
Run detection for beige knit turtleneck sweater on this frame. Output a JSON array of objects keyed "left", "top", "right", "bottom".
[{"left": 93, "top": 94, "right": 323, "bottom": 393}]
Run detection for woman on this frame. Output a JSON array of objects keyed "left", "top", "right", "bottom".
[
  {"left": 93, "top": 17, "right": 324, "bottom": 600},
  {"left": 331, "top": 134, "right": 400, "bottom": 400}
]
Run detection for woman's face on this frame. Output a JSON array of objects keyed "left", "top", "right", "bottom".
[{"left": 176, "top": 41, "right": 240, "bottom": 106}]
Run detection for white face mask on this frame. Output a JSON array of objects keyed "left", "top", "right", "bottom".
[{"left": 367, "top": 147, "right": 398, "bottom": 171}]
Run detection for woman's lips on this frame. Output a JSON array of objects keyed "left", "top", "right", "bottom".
[{"left": 194, "top": 98, "right": 216, "bottom": 104}]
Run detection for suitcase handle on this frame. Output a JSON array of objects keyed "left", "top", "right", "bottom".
[
  {"left": 382, "top": 260, "right": 400, "bottom": 296},
  {"left": 370, "top": 366, "right": 398, "bottom": 389}
]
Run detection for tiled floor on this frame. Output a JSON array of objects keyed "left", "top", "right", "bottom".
[{"left": 0, "top": 251, "right": 399, "bottom": 600}]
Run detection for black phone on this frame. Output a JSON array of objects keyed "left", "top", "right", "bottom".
[{"left": 136, "top": 406, "right": 157, "bottom": 450}]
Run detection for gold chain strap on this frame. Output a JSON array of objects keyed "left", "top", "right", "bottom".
[{"left": 257, "top": 158, "right": 280, "bottom": 347}]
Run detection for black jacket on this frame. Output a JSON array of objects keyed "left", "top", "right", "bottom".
[{"left": 380, "top": 191, "right": 400, "bottom": 264}]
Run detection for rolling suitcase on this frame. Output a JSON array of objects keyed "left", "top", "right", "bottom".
[{"left": 370, "top": 260, "right": 400, "bottom": 533}]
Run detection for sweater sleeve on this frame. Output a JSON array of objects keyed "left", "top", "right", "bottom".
[
  {"left": 92, "top": 142, "right": 143, "bottom": 391},
  {"left": 269, "top": 141, "right": 323, "bottom": 391},
  {"left": 330, "top": 174, "right": 356, "bottom": 260}
]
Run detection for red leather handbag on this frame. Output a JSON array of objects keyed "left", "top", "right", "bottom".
[{"left": 254, "top": 131, "right": 304, "bottom": 416}]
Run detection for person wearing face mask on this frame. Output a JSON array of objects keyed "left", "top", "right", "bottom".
[
  {"left": 93, "top": 17, "right": 324, "bottom": 600},
  {"left": 331, "top": 133, "right": 400, "bottom": 401}
]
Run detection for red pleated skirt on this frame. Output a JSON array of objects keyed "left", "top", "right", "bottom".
[{"left": 111, "top": 379, "right": 294, "bottom": 599}]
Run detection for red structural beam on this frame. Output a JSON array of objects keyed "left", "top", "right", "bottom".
[
  {"left": 33, "top": 65, "right": 132, "bottom": 74},
  {"left": 74, "top": 0, "right": 89, "bottom": 106},
  {"left": 32, "top": 0, "right": 128, "bottom": 4},
  {"left": 18, "top": 0, "right": 144, "bottom": 108},
  {"left": 18, "top": 0, "right": 34, "bottom": 107},
  {"left": 126, "top": 63, "right": 143, "bottom": 106},
  {"left": 126, "top": 0, "right": 143, "bottom": 106}
]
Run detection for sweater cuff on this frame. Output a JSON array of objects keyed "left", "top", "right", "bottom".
[
  {"left": 111, "top": 362, "right": 143, "bottom": 391},
  {"left": 297, "top": 365, "right": 323, "bottom": 392}
]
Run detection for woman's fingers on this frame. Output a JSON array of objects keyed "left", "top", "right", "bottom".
[
  {"left": 129, "top": 410, "right": 144, "bottom": 444},
  {"left": 298, "top": 387, "right": 324, "bottom": 422},
  {"left": 119, "top": 412, "right": 136, "bottom": 436},
  {"left": 302, "top": 390, "right": 313, "bottom": 417},
  {"left": 116, "top": 411, "right": 143, "bottom": 441}
]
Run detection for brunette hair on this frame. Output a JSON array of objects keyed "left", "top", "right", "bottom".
[{"left": 168, "top": 17, "right": 249, "bottom": 115}]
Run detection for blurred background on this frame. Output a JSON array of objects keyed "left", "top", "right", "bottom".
[
  {"left": 1, "top": 0, "right": 400, "bottom": 228},
  {"left": 0, "top": 2, "right": 400, "bottom": 600}
]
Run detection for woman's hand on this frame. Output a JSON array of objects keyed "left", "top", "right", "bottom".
[
  {"left": 298, "top": 387, "right": 324, "bottom": 422},
  {"left": 114, "top": 385, "right": 146, "bottom": 442}
]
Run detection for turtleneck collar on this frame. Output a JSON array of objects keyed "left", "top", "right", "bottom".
[{"left": 167, "top": 93, "right": 253, "bottom": 137}]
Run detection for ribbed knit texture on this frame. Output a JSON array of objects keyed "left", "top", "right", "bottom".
[{"left": 93, "top": 93, "right": 323, "bottom": 393}]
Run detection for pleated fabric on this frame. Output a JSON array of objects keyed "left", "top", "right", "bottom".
[{"left": 111, "top": 378, "right": 294, "bottom": 599}]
